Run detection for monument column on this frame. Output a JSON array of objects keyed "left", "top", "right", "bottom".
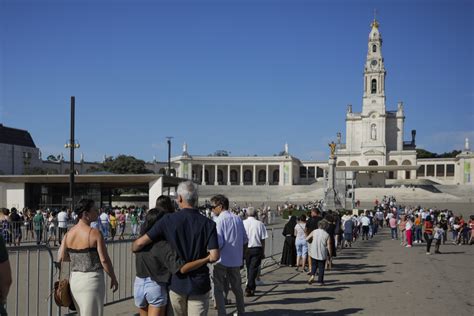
[
  {"left": 265, "top": 164, "right": 269, "bottom": 185},
  {"left": 189, "top": 162, "right": 193, "bottom": 180},
  {"left": 253, "top": 165, "right": 256, "bottom": 185},
  {"left": 227, "top": 165, "right": 231, "bottom": 185},
  {"left": 325, "top": 142, "right": 341, "bottom": 210},
  {"left": 214, "top": 165, "right": 219, "bottom": 185},
  {"left": 240, "top": 165, "right": 244, "bottom": 185},
  {"left": 201, "top": 164, "right": 206, "bottom": 185}
]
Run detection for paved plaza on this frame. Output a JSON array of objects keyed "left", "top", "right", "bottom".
[{"left": 105, "top": 226, "right": 473, "bottom": 316}]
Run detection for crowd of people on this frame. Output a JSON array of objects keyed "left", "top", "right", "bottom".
[
  {"left": 1, "top": 189, "right": 473, "bottom": 316},
  {"left": 0, "top": 204, "right": 148, "bottom": 247},
  {"left": 279, "top": 195, "right": 474, "bottom": 287}
]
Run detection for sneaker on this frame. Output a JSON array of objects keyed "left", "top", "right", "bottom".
[
  {"left": 256, "top": 280, "right": 264, "bottom": 286},
  {"left": 426, "top": 252, "right": 431, "bottom": 255},
  {"left": 308, "top": 276, "right": 314, "bottom": 284},
  {"left": 405, "top": 245, "right": 412, "bottom": 248}
]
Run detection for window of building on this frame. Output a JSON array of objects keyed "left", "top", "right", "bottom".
[
  {"left": 446, "top": 164, "right": 455, "bottom": 177},
  {"left": 308, "top": 167, "right": 315, "bottom": 178},
  {"left": 417, "top": 165, "right": 425, "bottom": 177},
  {"left": 372, "top": 45, "right": 377, "bottom": 52},
  {"left": 300, "top": 166, "right": 307, "bottom": 178},
  {"left": 426, "top": 165, "right": 435, "bottom": 177},
  {"left": 436, "top": 165, "right": 445, "bottom": 177},
  {"left": 371, "top": 79, "right": 377, "bottom": 94}
]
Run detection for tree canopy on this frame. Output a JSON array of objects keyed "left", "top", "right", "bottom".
[
  {"left": 88, "top": 155, "right": 152, "bottom": 174},
  {"left": 416, "top": 149, "right": 461, "bottom": 159}
]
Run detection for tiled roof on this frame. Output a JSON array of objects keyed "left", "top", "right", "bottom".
[{"left": 0, "top": 124, "right": 36, "bottom": 148}]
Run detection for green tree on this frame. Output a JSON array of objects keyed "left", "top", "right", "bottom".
[
  {"left": 416, "top": 149, "right": 436, "bottom": 159},
  {"left": 417, "top": 149, "right": 461, "bottom": 159},
  {"left": 102, "top": 155, "right": 152, "bottom": 174}
]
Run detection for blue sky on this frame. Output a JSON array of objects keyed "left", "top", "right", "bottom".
[{"left": 1, "top": 0, "right": 473, "bottom": 162}]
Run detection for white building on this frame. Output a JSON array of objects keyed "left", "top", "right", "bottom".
[{"left": 336, "top": 18, "right": 417, "bottom": 180}]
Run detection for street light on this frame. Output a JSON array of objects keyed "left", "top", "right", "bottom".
[
  {"left": 64, "top": 96, "right": 80, "bottom": 211},
  {"left": 166, "top": 136, "right": 173, "bottom": 176}
]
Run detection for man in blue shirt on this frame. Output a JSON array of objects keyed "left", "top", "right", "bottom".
[
  {"left": 132, "top": 181, "right": 220, "bottom": 315},
  {"left": 210, "top": 195, "right": 248, "bottom": 316}
]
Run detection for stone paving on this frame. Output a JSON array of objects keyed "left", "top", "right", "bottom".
[{"left": 105, "top": 227, "right": 473, "bottom": 315}]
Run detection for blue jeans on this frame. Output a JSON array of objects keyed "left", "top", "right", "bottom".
[
  {"left": 415, "top": 227, "right": 422, "bottom": 242},
  {"left": 295, "top": 238, "right": 308, "bottom": 257},
  {"left": 310, "top": 258, "right": 326, "bottom": 284},
  {"left": 35, "top": 229, "right": 43, "bottom": 245},
  {"left": 391, "top": 228, "right": 398, "bottom": 239},
  {"left": 134, "top": 277, "right": 168, "bottom": 308}
]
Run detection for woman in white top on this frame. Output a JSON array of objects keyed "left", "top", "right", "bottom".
[
  {"left": 294, "top": 215, "right": 308, "bottom": 272},
  {"left": 306, "top": 220, "right": 332, "bottom": 285}
]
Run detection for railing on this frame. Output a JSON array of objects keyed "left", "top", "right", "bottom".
[
  {"left": 5, "top": 225, "right": 284, "bottom": 316},
  {"left": 5, "top": 245, "right": 55, "bottom": 316}
]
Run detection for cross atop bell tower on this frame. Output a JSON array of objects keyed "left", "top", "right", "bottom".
[{"left": 362, "top": 13, "right": 386, "bottom": 115}]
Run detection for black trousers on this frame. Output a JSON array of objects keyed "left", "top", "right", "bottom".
[
  {"left": 245, "top": 247, "right": 263, "bottom": 292},
  {"left": 362, "top": 226, "right": 369, "bottom": 239}
]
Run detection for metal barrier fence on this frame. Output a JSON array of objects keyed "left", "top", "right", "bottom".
[{"left": 5, "top": 226, "right": 284, "bottom": 316}]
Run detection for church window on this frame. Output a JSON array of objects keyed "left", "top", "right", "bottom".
[
  {"left": 371, "top": 79, "right": 377, "bottom": 94},
  {"left": 372, "top": 45, "right": 377, "bottom": 52}
]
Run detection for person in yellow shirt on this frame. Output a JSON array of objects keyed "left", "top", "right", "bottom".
[{"left": 109, "top": 211, "right": 117, "bottom": 241}]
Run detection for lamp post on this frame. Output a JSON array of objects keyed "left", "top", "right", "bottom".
[
  {"left": 166, "top": 137, "right": 173, "bottom": 176},
  {"left": 65, "top": 96, "right": 80, "bottom": 211},
  {"left": 165, "top": 137, "right": 173, "bottom": 195}
]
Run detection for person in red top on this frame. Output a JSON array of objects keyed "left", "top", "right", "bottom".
[{"left": 424, "top": 215, "right": 434, "bottom": 254}]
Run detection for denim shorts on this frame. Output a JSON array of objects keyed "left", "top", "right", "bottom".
[
  {"left": 134, "top": 277, "right": 168, "bottom": 308},
  {"left": 295, "top": 238, "right": 308, "bottom": 257}
]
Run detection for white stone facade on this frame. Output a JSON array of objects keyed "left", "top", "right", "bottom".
[{"left": 336, "top": 19, "right": 417, "bottom": 179}]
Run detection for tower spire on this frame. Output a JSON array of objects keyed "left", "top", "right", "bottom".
[{"left": 371, "top": 9, "right": 379, "bottom": 28}]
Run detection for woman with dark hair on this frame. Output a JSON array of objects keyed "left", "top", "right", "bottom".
[
  {"left": 280, "top": 216, "right": 297, "bottom": 267},
  {"left": 134, "top": 208, "right": 210, "bottom": 316},
  {"left": 155, "top": 195, "right": 175, "bottom": 213},
  {"left": 58, "top": 199, "right": 118, "bottom": 315}
]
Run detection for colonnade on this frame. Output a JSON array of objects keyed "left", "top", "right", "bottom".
[{"left": 187, "top": 163, "right": 287, "bottom": 186}]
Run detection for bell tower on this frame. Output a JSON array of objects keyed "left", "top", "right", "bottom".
[{"left": 362, "top": 15, "right": 386, "bottom": 115}]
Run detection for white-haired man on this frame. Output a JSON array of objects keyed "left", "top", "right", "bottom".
[
  {"left": 132, "top": 181, "right": 220, "bottom": 315},
  {"left": 243, "top": 207, "right": 267, "bottom": 297}
]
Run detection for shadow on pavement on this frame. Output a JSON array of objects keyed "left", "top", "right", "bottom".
[
  {"left": 248, "top": 307, "right": 364, "bottom": 315},
  {"left": 247, "top": 296, "right": 335, "bottom": 307}
]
